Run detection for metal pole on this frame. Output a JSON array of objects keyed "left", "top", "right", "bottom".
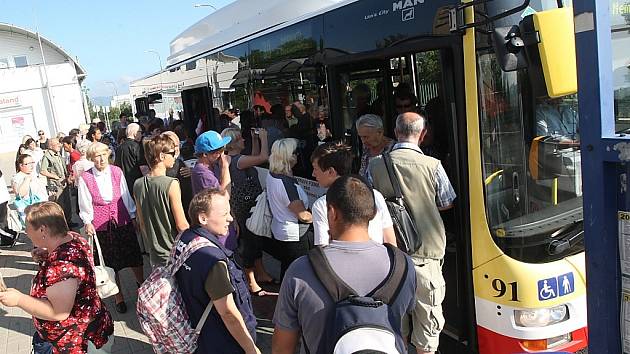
[
  {"left": 33, "top": 3, "right": 59, "bottom": 134},
  {"left": 574, "top": 1, "right": 625, "bottom": 353}
]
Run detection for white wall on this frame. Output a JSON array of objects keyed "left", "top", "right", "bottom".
[
  {"left": 0, "top": 30, "right": 68, "bottom": 68},
  {"left": 0, "top": 63, "right": 86, "bottom": 152}
]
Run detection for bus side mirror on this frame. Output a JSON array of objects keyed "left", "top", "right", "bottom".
[
  {"left": 520, "top": 7, "right": 578, "bottom": 98},
  {"left": 492, "top": 25, "right": 529, "bottom": 72}
]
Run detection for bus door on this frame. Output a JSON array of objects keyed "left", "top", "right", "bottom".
[
  {"left": 328, "top": 47, "right": 474, "bottom": 352},
  {"left": 181, "top": 86, "right": 215, "bottom": 139}
]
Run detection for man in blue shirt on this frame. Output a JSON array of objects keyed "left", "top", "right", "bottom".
[
  {"left": 175, "top": 189, "right": 259, "bottom": 354},
  {"left": 536, "top": 97, "right": 579, "bottom": 141}
]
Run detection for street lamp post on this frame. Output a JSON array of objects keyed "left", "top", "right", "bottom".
[
  {"left": 193, "top": 3, "right": 217, "bottom": 10},
  {"left": 145, "top": 50, "right": 163, "bottom": 71},
  {"left": 104, "top": 81, "right": 119, "bottom": 97}
]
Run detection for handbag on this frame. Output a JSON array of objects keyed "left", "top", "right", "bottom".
[
  {"left": 230, "top": 162, "right": 263, "bottom": 220},
  {"left": 13, "top": 188, "right": 42, "bottom": 213},
  {"left": 245, "top": 190, "right": 273, "bottom": 238},
  {"left": 382, "top": 152, "right": 422, "bottom": 254},
  {"left": 90, "top": 232, "right": 120, "bottom": 299}
]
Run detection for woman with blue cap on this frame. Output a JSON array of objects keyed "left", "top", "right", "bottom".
[{"left": 191, "top": 130, "right": 232, "bottom": 196}]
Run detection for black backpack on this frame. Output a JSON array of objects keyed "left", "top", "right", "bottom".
[{"left": 307, "top": 244, "right": 409, "bottom": 354}]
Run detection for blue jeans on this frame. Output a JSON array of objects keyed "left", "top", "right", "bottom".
[{"left": 32, "top": 332, "right": 52, "bottom": 354}]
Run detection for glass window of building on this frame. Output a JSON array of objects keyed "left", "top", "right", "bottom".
[{"left": 13, "top": 56, "right": 28, "bottom": 68}]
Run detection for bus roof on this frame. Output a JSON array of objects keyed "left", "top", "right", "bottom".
[{"left": 167, "top": 0, "right": 346, "bottom": 67}]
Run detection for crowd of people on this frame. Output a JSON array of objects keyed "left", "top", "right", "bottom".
[{"left": 0, "top": 86, "right": 456, "bottom": 354}]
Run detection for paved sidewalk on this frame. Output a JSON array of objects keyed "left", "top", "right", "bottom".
[{"left": 0, "top": 236, "right": 277, "bottom": 353}]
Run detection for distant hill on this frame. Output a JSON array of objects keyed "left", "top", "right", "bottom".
[{"left": 91, "top": 96, "right": 112, "bottom": 106}]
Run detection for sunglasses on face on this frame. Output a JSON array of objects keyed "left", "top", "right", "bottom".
[
  {"left": 38, "top": 133, "right": 44, "bottom": 136},
  {"left": 164, "top": 150, "right": 177, "bottom": 157}
]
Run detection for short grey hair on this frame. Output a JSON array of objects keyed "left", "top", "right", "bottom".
[
  {"left": 395, "top": 113, "right": 426, "bottom": 138},
  {"left": 126, "top": 123, "right": 140, "bottom": 138},
  {"left": 76, "top": 139, "right": 92, "bottom": 156},
  {"left": 355, "top": 114, "right": 384, "bottom": 131}
]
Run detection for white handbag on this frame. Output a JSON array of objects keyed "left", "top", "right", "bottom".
[
  {"left": 90, "top": 233, "right": 120, "bottom": 299},
  {"left": 246, "top": 190, "right": 273, "bottom": 238}
]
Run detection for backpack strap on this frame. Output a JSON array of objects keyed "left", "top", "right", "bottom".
[
  {"left": 307, "top": 247, "right": 356, "bottom": 302},
  {"left": 169, "top": 235, "right": 215, "bottom": 276},
  {"left": 168, "top": 232, "right": 219, "bottom": 335},
  {"left": 370, "top": 244, "right": 409, "bottom": 304}
]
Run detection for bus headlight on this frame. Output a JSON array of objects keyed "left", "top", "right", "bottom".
[{"left": 514, "top": 305, "right": 568, "bottom": 327}]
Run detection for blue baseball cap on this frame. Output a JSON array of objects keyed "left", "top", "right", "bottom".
[{"left": 195, "top": 130, "right": 231, "bottom": 154}]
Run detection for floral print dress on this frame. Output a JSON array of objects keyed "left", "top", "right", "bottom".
[{"left": 30, "top": 232, "right": 113, "bottom": 353}]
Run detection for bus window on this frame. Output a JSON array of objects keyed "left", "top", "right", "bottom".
[
  {"left": 210, "top": 43, "right": 250, "bottom": 112},
  {"left": 413, "top": 51, "right": 448, "bottom": 164},
  {"left": 478, "top": 51, "right": 583, "bottom": 263},
  {"left": 250, "top": 17, "right": 322, "bottom": 108}
]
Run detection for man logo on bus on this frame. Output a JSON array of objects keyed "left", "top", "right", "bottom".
[
  {"left": 393, "top": 0, "right": 425, "bottom": 12},
  {"left": 402, "top": 8, "right": 415, "bottom": 21}
]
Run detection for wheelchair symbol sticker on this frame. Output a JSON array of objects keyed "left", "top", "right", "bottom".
[
  {"left": 538, "top": 277, "right": 558, "bottom": 301},
  {"left": 537, "top": 272, "right": 575, "bottom": 301}
]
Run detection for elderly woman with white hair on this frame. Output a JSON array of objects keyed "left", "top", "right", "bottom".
[
  {"left": 72, "top": 139, "right": 94, "bottom": 179},
  {"left": 356, "top": 113, "right": 395, "bottom": 180},
  {"left": 263, "top": 138, "right": 312, "bottom": 278},
  {"left": 78, "top": 142, "right": 144, "bottom": 314}
]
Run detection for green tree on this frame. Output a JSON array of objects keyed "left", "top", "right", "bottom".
[{"left": 119, "top": 102, "right": 133, "bottom": 117}]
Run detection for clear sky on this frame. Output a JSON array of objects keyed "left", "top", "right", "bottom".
[{"left": 0, "top": 0, "right": 235, "bottom": 99}]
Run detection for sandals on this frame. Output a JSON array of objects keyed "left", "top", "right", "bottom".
[{"left": 250, "top": 288, "right": 278, "bottom": 297}]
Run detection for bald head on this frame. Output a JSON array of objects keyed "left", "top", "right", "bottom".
[{"left": 395, "top": 112, "right": 426, "bottom": 143}]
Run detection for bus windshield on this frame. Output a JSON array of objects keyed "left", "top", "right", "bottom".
[{"left": 477, "top": 50, "right": 583, "bottom": 263}]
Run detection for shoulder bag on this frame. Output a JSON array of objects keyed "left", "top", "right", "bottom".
[
  {"left": 382, "top": 152, "right": 422, "bottom": 254},
  {"left": 246, "top": 190, "right": 273, "bottom": 238},
  {"left": 90, "top": 233, "right": 120, "bottom": 299}
]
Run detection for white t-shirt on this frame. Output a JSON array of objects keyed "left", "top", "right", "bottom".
[
  {"left": 312, "top": 189, "right": 394, "bottom": 246},
  {"left": 266, "top": 172, "right": 310, "bottom": 242}
]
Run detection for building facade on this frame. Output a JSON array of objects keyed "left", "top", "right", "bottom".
[{"left": 0, "top": 23, "right": 87, "bottom": 175}]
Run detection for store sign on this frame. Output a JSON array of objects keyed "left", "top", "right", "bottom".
[{"left": 0, "top": 96, "right": 20, "bottom": 109}]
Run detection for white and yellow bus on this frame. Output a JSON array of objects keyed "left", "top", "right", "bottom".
[{"left": 132, "top": 0, "right": 589, "bottom": 352}]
